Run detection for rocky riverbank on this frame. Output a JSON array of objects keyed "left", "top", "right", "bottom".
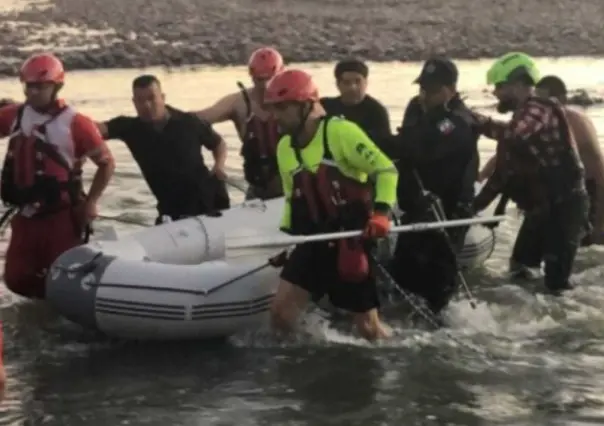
[{"left": 0, "top": 0, "right": 604, "bottom": 77}]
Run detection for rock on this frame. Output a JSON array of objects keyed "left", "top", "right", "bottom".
[
  {"left": 0, "top": 0, "right": 602, "bottom": 99},
  {"left": 568, "top": 90, "right": 604, "bottom": 107}
]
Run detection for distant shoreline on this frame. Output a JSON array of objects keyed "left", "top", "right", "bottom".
[{"left": 1, "top": 0, "right": 604, "bottom": 79}]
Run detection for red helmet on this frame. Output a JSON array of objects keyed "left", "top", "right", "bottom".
[
  {"left": 264, "top": 69, "right": 319, "bottom": 105},
  {"left": 20, "top": 53, "right": 65, "bottom": 84},
  {"left": 248, "top": 47, "right": 284, "bottom": 79}
]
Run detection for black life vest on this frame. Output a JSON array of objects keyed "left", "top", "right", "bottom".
[
  {"left": 237, "top": 82, "right": 281, "bottom": 189},
  {"left": 0, "top": 105, "right": 82, "bottom": 212}
]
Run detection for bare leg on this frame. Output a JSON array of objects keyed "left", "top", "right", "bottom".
[
  {"left": 270, "top": 278, "right": 310, "bottom": 334},
  {"left": 353, "top": 309, "right": 392, "bottom": 341}
]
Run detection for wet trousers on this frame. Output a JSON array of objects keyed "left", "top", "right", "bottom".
[
  {"left": 388, "top": 228, "right": 464, "bottom": 314},
  {"left": 511, "top": 190, "right": 589, "bottom": 291},
  {"left": 4, "top": 208, "right": 82, "bottom": 299}
]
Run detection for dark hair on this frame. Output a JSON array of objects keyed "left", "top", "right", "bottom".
[
  {"left": 132, "top": 74, "right": 161, "bottom": 90},
  {"left": 536, "top": 75, "right": 567, "bottom": 101},
  {"left": 334, "top": 59, "right": 368, "bottom": 80}
]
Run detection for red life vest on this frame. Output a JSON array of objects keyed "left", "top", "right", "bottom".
[
  {"left": 0, "top": 105, "right": 82, "bottom": 212},
  {"left": 237, "top": 82, "right": 281, "bottom": 189},
  {"left": 289, "top": 116, "right": 373, "bottom": 282}
]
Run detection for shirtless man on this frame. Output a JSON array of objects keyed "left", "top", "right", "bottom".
[
  {"left": 479, "top": 75, "right": 604, "bottom": 245},
  {"left": 193, "top": 47, "right": 285, "bottom": 200}
]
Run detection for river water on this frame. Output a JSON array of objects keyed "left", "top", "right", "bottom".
[{"left": 0, "top": 58, "right": 603, "bottom": 425}]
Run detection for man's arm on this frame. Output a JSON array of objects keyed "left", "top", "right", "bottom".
[
  {"left": 72, "top": 114, "right": 115, "bottom": 203},
  {"left": 193, "top": 116, "right": 228, "bottom": 173},
  {"left": 400, "top": 96, "right": 423, "bottom": 129},
  {"left": 473, "top": 100, "right": 549, "bottom": 144},
  {"left": 95, "top": 116, "right": 130, "bottom": 141},
  {"left": 478, "top": 154, "right": 497, "bottom": 182},
  {"left": 0, "top": 104, "right": 21, "bottom": 138},
  {"left": 386, "top": 97, "right": 425, "bottom": 162},
  {"left": 337, "top": 122, "right": 398, "bottom": 213},
  {"left": 473, "top": 148, "right": 506, "bottom": 212},
  {"left": 192, "top": 93, "right": 237, "bottom": 124}
]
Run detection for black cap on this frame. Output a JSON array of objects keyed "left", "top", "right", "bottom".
[{"left": 414, "top": 57, "right": 458, "bottom": 87}]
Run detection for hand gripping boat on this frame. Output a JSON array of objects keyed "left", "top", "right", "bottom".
[{"left": 45, "top": 197, "right": 501, "bottom": 341}]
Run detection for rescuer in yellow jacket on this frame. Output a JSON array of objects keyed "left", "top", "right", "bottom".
[{"left": 263, "top": 69, "right": 398, "bottom": 341}]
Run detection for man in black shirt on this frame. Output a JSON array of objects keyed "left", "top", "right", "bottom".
[
  {"left": 96, "top": 75, "right": 229, "bottom": 224},
  {"left": 320, "top": 59, "right": 392, "bottom": 150},
  {"left": 388, "top": 57, "right": 480, "bottom": 321}
]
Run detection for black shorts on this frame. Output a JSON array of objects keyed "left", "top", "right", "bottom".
[{"left": 280, "top": 242, "right": 380, "bottom": 313}]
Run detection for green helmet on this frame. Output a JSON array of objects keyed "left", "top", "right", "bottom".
[{"left": 486, "top": 52, "right": 540, "bottom": 85}]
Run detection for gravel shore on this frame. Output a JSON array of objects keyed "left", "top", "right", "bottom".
[{"left": 0, "top": 0, "right": 603, "bottom": 77}]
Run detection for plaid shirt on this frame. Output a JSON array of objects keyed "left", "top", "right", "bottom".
[{"left": 473, "top": 97, "right": 582, "bottom": 210}]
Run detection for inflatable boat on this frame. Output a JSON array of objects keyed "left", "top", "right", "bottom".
[{"left": 46, "top": 197, "right": 498, "bottom": 341}]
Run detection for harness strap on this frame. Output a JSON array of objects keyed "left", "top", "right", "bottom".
[
  {"left": 33, "top": 135, "right": 72, "bottom": 173},
  {"left": 10, "top": 105, "right": 26, "bottom": 134},
  {"left": 237, "top": 82, "right": 252, "bottom": 121},
  {"left": 321, "top": 116, "right": 334, "bottom": 160},
  {"left": 290, "top": 117, "right": 337, "bottom": 223},
  {"left": 290, "top": 116, "right": 334, "bottom": 168}
]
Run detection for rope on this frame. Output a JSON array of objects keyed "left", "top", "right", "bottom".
[{"left": 371, "top": 253, "right": 498, "bottom": 365}]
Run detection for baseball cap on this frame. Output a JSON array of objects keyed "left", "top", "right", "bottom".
[{"left": 414, "top": 57, "right": 458, "bottom": 87}]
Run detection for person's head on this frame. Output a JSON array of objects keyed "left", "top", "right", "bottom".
[
  {"left": 263, "top": 69, "right": 320, "bottom": 134},
  {"left": 248, "top": 47, "right": 284, "bottom": 92},
  {"left": 132, "top": 74, "right": 166, "bottom": 121},
  {"left": 20, "top": 52, "right": 64, "bottom": 110},
  {"left": 414, "top": 57, "right": 458, "bottom": 109},
  {"left": 334, "top": 59, "right": 368, "bottom": 105},
  {"left": 486, "top": 52, "right": 540, "bottom": 113},
  {"left": 535, "top": 75, "right": 567, "bottom": 103}
]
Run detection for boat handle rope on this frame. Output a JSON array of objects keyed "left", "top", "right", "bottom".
[{"left": 204, "top": 250, "right": 288, "bottom": 295}]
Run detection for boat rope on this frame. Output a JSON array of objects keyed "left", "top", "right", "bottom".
[
  {"left": 204, "top": 250, "right": 288, "bottom": 295},
  {"left": 413, "top": 170, "right": 478, "bottom": 309},
  {"left": 370, "top": 253, "right": 498, "bottom": 365}
]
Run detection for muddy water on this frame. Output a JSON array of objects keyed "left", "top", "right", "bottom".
[{"left": 0, "top": 59, "right": 603, "bottom": 425}]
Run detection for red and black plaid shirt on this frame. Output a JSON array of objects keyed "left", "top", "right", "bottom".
[{"left": 473, "top": 97, "right": 581, "bottom": 210}]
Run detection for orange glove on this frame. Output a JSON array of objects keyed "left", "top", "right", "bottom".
[{"left": 363, "top": 212, "right": 391, "bottom": 238}]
